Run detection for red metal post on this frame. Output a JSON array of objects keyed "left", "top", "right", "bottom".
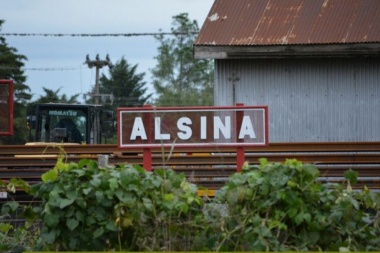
[
  {"left": 143, "top": 148, "right": 152, "bottom": 171},
  {"left": 143, "top": 105, "right": 152, "bottom": 171},
  {"left": 236, "top": 103, "right": 245, "bottom": 171},
  {"left": 236, "top": 146, "right": 245, "bottom": 171}
]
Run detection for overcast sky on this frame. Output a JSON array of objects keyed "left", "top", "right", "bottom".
[{"left": 1, "top": 0, "right": 214, "bottom": 101}]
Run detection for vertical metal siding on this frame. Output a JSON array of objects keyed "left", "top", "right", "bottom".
[{"left": 215, "top": 58, "right": 380, "bottom": 142}]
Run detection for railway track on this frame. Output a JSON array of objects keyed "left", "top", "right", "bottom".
[{"left": 1, "top": 142, "right": 380, "bottom": 201}]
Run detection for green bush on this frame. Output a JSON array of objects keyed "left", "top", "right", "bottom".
[
  {"left": 0, "top": 179, "right": 39, "bottom": 253},
  {"left": 206, "top": 158, "right": 380, "bottom": 251},
  {"left": 31, "top": 158, "right": 204, "bottom": 251}
]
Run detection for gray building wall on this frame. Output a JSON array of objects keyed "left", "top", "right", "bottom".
[{"left": 214, "top": 57, "right": 380, "bottom": 142}]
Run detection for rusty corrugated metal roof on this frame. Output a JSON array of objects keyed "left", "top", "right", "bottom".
[{"left": 195, "top": 0, "right": 380, "bottom": 46}]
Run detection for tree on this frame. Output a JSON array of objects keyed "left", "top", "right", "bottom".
[
  {"left": 0, "top": 20, "right": 32, "bottom": 144},
  {"left": 94, "top": 57, "right": 151, "bottom": 109},
  {"left": 151, "top": 13, "right": 214, "bottom": 106},
  {"left": 27, "top": 86, "right": 80, "bottom": 118},
  {"left": 32, "top": 87, "right": 80, "bottom": 104}
]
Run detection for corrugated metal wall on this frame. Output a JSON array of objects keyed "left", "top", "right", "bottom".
[{"left": 215, "top": 58, "right": 380, "bottom": 142}]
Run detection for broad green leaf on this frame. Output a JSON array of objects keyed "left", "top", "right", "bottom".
[
  {"left": 66, "top": 218, "right": 79, "bottom": 231},
  {"left": 1, "top": 201, "right": 19, "bottom": 213},
  {"left": 82, "top": 187, "right": 92, "bottom": 195},
  {"left": 305, "top": 164, "right": 320, "bottom": 178},
  {"left": 71, "top": 169, "right": 86, "bottom": 177},
  {"left": 187, "top": 196, "right": 195, "bottom": 204},
  {"left": 260, "top": 183, "right": 270, "bottom": 196},
  {"left": 64, "top": 207, "right": 74, "bottom": 217},
  {"left": 69, "top": 237, "right": 78, "bottom": 251},
  {"left": 361, "top": 215, "right": 372, "bottom": 224},
  {"left": 41, "top": 168, "right": 58, "bottom": 183},
  {"left": 9, "top": 178, "right": 30, "bottom": 192},
  {"left": 295, "top": 212, "right": 304, "bottom": 225},
  {"left": 258, "top": 158, "right": 269, "bottom": 168},
  {"left": 75, "top": 197, "right": 87, "bottom": 208},
  {"left": 303, "top": 213, "right": 311, "bottom": 223},
  {"left": 349, "top": 197, "right": 359, "bottom": 210},
  {"left": 66, "top": 189, "right": 78, "bottom": 200},
  {"left": 329, "top": 210, "right": 343, "bottom": 221},
  {"left": 78, "top": 159, "right": 93, "bottom": 168},
  {"left": 41, "top": 229, "right": 58, "bottom": 243},
  {"left": 230, "top": 173, "right": 246, "bottom": 186},
  {"left": 164, "top": 193, "right": 175, "bottom": 202},
  {"left": 285, "top": 158, "right": 303, "bottom": 168},
  {"left": 75, "top": 211, "right": 85, "bottom": 222},
  {"left": 59, "top": 198, "right": 75, "bottom": 209},
  {"left": 86, "top": 216, "right": 96, "bottom": 225},
  {"left": 0, "top": 223, "right": 12, "bottom": 233},
  {"left": 22, "top": 206, "right": 39, "bottom": 221},
  {"left": 120, "top": 170, "right": 131, "bottom": 185},
  {"left": 90, "top": 175, "right": 101, "bottom": 187},
  {"left": 93, "top": 227, "right": 104, "bottom": 238},
  {"left": 48, "top": 194, "right": 62, "bottom": 208},
  {"left": 110, "top": 170, "right": 121, "bottom": 179},
  {"left": 287, "top": 180, "right": 298, "bottom": 188},
  {"left": 115, "top": 189, "right": 133, "bottom": 203},
  {"left": 150, "top": 177, "right": 162, "bottom": 188},
  {"left": 106, "top": 221, "right": 118, "bottom": 232},
  {"left": 177, "top": 202, "right": 189, "bottom": 213},
  {"left": 154, "top": 168, "right": 167, "bottom": 178},
  {"left": 133, "top": 164, "right": 145, "bottom": 173},
  {"left": 180, "top": 180, "right": 191, "bottom": 192},
  {"left": 45, "top": 213, "right": 60, "bottom": 227},
  {"left": 95, "top": 190, "right": 104, "bottom": 203},
  {"left": 143, "top": 197, "right": 153, "bottom": 211},
  {"left": 108, "top": 177, "right": 119, "bottom": 191},
  {"left": 268, "top": 219, "right": 286, "bottom": 230}
]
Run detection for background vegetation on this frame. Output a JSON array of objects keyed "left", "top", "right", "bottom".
[
  {"left": 151, "top": 13, "right": 214, "bottom": 106},
  {"left": 0, "top": 13, "right": 214, "bottom": 145}
]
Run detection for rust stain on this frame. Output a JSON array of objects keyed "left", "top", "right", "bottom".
[{"left": 195, "top": 0, "right": 380, "bottom": 46}]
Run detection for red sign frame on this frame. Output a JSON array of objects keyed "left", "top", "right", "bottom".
[
  {"left": 117, "top": 105, "right": 268, "bottom": 149},
  {"left": 0, "top": 80, "right": 14, "bottom": 136}
]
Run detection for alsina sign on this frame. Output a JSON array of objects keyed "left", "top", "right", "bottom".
[{"left": 118, "top": 104, "right": 268, "bottom": 148}]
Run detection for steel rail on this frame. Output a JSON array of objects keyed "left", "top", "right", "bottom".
[
  {"left": 1, "top": 142, "right": 380, "bottom": 200},
  {"left": 2, "top": 142, "right": 380, "bottom": 156},
  {"left": 1, "top": 153, "right": 380, "bottom": 168}
]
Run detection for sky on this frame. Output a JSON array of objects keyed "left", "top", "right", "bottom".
[{"left": 1, "top": 0, "right": 214, "bottom": 102}]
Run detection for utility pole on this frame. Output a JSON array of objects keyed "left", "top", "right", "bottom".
[
  {"left": 84, "top": 54, "right": 113, "bottom": 104},
  {"left": 228, "top": 71, "right": 240, "bottom": 105}
]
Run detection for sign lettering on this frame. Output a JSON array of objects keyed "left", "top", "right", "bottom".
[{"left": 118, "top": 106, "right": 268, "bottom": 148}]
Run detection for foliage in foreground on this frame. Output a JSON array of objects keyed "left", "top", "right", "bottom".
[
  {"left": 31, "top": 158, "right": 204, "bottom": 251},
  {"left": 207, "top": 159, "right": 380, "bottom": 251},
  {"left": 0, "top": 179, "right": 39, "bottom": 253},
  {"left": 1, "top": 158, "right": 380, "bottom": 251}
]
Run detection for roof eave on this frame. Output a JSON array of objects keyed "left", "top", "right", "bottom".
[{"left": 193, "top": 43, "right": 380, "bottom": 59}]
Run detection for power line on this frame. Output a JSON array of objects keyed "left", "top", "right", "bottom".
[
  {"left": 0, "top": 32, "right": 198, "bottom": 37},
  {"left": 0, "top": 66, "right": 80, "bottom": 71}
]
